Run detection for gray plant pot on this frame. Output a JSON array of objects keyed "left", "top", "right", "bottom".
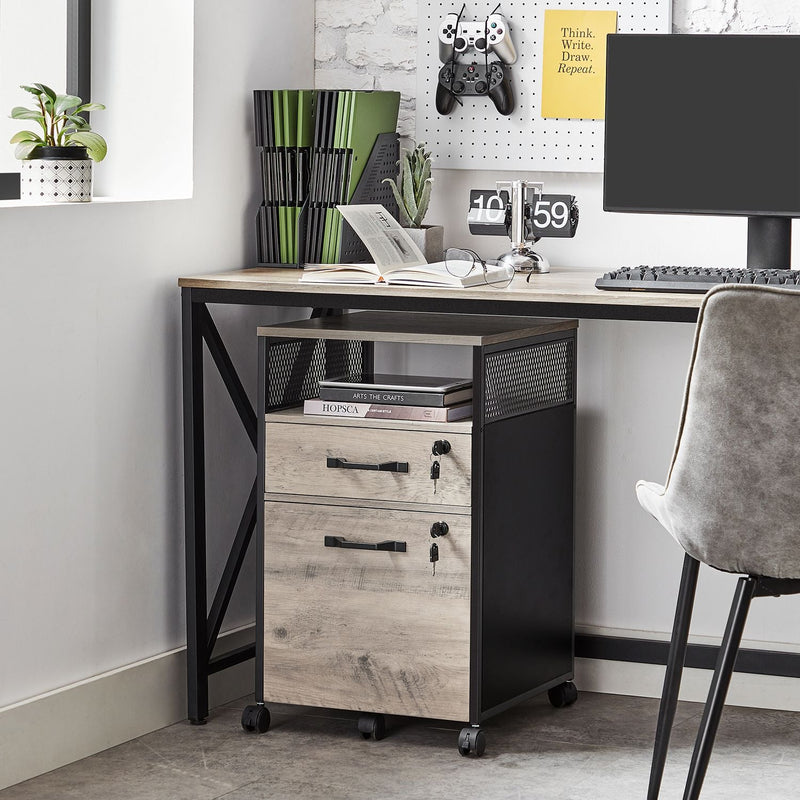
[
  {"left": 403, "top": 225, "right": 444, "bottom": 264},
  {"left": 20, "top": 146, "right": 93, "bottom": 203}
]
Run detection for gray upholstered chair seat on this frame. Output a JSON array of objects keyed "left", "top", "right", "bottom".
[
  {"left": 636, "top": 477, "right": 800, "bottom": 579},
  {"left": 639, "top": 284, "right": 800, "bottom": 800}
]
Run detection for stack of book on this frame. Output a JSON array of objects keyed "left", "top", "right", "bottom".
[{"left": 304, "top": 374, "right": 473, "bottom": 422}]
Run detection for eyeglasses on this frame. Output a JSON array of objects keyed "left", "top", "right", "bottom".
[{"left": 444, "top": 247, "right": 515, "bottom": 288}]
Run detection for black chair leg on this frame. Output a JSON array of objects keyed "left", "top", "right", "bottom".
[
  {"left": 648, "top": 554, "right": 700, "bottom": 800},
  {"left": 682, "top": 575, "right": 758, "bottom": 800}
]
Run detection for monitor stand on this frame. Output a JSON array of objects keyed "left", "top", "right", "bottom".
[{"left": 747, "top": 217, "right": 792, "bottom": 269}]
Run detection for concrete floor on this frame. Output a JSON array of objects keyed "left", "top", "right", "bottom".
[{"left": 2, "top": 691, "right": 799, "bottom": 799}]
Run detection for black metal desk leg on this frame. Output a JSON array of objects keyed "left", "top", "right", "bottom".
[{"left": 182, "top": 288, "right": 209, "bottom": 724}]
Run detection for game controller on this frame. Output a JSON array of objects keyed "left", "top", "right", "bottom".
[
  {"left": 436, "top": 61, "right": 514, "bottom": 116},
  {"left": 438, "top": 12, "right": 517, "bottom": 64}
]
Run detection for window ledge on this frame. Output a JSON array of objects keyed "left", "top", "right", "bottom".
[{"left": 0, "top": 192, "right": 192, "bottom": 209}]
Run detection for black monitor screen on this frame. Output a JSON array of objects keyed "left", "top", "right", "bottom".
[{"left": 603, "top": 34, "right": 800, "bottom": 218}]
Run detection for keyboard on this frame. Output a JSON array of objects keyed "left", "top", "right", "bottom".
[{"left": 595, "top": 266, "right": 800, "bottom": 294}]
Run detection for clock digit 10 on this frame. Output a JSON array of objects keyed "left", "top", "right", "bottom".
[
  {"left": 467, "top": 189, "right": 510, "bottom": 235},
  {"left": 467, "top": 190, "right": 579, "bottom": 238}
]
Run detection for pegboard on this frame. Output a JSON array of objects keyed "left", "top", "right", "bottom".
[{"left": 416, "top": 0, "right": 671, "bottom": 172}]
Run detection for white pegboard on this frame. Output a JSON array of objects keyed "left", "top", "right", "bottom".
[{"left": 416, "top": 0, "right": 671, "bottom": 172}]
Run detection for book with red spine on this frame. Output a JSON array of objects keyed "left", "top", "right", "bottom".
[{"left": 303, "top": 398, "right": 472, "bottom": 422}]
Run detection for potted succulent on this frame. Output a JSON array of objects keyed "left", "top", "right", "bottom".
[
  {"left": 383, "top": 141, "right": 443, "bottom": 263},
  {"left": 9, "top": 83, "right": 107, "bottom": 203}
]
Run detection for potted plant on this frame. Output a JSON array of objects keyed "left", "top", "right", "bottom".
[
  {"left": 9, "top": 83, "right": 107, "bottom": 203},
  {"left": 383, "top": 141, "right": 443, "bottom": 263}
]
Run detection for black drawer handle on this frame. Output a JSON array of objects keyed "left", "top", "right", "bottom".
[
  {"left": 326, "top": 457, "right": 409, "bottom": 473},
  {"left": 324, "top": 535, "right": 407, "bottom": 553}
]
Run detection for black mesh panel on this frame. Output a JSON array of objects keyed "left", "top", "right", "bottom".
[
  {"left": 484, "top": 338, "right": 575, "bottom": 421},
  {"left": 266, "top": 338, "right": 364, "bottom": 411}
]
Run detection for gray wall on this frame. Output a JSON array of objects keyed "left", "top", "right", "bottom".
[{"left": 0, "top": 1, "right": 314, "bottom": 709}]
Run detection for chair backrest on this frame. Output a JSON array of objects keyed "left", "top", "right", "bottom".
[{"left": 661, "top": 284, "right": 800, "bottom": 579}]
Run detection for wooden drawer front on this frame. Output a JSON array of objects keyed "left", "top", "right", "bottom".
[
  {"left": 265, "top": 421, "right": 471, "bottom": 507},
  {"left": 263, "top": 501, "right": 471, "bottom": 721}
]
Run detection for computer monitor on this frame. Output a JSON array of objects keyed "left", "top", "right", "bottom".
[{"left": 603, "top": 34, "right": 800, "bottom": 269}]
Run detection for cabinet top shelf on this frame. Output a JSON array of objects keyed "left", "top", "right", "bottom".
[{"left": 257, "top": 311, "right": 578, "bottom": 346}]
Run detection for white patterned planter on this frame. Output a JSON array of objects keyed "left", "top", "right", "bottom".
[{"left": 20, "top": 146, "right": 93, "bottom": 203}]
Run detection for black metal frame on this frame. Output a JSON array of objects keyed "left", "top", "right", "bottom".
[
  {"left": 472, "top": 331, "right": 577, "bottom": 723},
  {"left": 184, "top": 286, "right": 700, "bottom": 323},
  {"left": 182, "top": 293, "right": 259, "bottom": 722},
  {"left": 0, "top": 0, "right": 92, "bottom": 200},
  {"left": 181, "top": 284, "right": 703, "bottom": 724}
]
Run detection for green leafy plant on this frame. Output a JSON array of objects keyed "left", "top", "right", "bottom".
[
  {"left": 9, "top": 83, "right": 107, "bottom": 161},
  {"left": 383, "top": 141, "right": 433, "bottom": 228}
]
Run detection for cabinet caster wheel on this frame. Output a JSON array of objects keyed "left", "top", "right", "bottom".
[
  {"left": 457, "top": 727, "right": 486, "bottom": 757},
  {"left": 357, "top": 713, "right": 386, "bottom": 741},
  {"left": 241, "top": 704, "right": 270, "bottom": 733},
  {"left": 547, "top": 681, "right": 578, "bottom": 709}
]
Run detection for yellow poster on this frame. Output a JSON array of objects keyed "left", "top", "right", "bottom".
[{"left": 541, "top": 9, "right": 618, "bottom": 120}]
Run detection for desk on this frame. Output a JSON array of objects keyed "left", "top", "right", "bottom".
[
  {"left": 178, "top": 267, "right": 703, "bottom": 723},
  {"left": 181, "top": 267, "right": 703, "bottom": 322}
]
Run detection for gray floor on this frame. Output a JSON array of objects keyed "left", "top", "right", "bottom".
[{"left": 3, "top": 692, "right": 799, "bottom": 799}]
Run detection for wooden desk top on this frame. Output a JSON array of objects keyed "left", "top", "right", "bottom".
[{"left": 179, "top": 268, "right": 704, "bottom": 322}]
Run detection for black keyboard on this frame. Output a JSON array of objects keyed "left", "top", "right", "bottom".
[{"left": 595, "top": 266, "right": 800, "bottom": 294}]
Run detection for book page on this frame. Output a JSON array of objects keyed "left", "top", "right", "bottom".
[
  {"left": 386, "top": 258, "right": 511, "bottom": 287},
  {"left": 299, "top": 268, "right": 381, "bottom": 284},
  {"left": 303, "top": 262, "right": 379, "bottom": 274},
  {"left": 337, "top": 204, "right": 426, "bottom": 275},
  {"left": 385, "top": 261, "right": 462, "bottom": 286}
]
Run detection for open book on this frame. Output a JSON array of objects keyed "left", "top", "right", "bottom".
[{"left": 299, "top": 205, "right": 511, "bottom": 287}]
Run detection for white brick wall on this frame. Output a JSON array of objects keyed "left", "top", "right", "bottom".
[
  {"left": 674, "top": 0, "right": 800, "bottom": 33},
  {"left": 315, "top": 0, "right": 797, "bottom": 137},
  {"left": 314, "top": 0, "right": 418, "bottom": 135}
]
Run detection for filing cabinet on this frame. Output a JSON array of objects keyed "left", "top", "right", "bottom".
[{"left": 243, "top": 311, "right": 578, "bottom": 756}]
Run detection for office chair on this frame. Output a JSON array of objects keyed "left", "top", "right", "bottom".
[{"left": 635, "top": 285, "right": 800, "bottom": 800}]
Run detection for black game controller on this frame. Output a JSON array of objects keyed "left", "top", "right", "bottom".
[{"left": 436, "top": 61, "right": 514, "bottom": 116}]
